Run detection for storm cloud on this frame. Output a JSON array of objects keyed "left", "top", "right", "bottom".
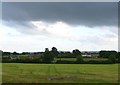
[
  {"left": 1, "top": 2, "right": 118, "bottom": 52},
  {"left": 2, "top": 2, "right": 118, "bottom": 27}
]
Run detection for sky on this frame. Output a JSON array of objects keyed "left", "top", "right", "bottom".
[{"left": 0, "top": 2, "right": 118, "bottom": 52}]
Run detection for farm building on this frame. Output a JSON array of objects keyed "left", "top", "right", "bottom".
[
  {"left": 82, "top": 51, "right": 99, "bottom": 58},
  {"left": 10, "top": 54, "right": 20, "bottom": 60}
]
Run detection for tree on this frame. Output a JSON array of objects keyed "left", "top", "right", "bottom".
[
  {"left": 3, "top": 52, "right": 11, "bottom": 56},
  {"left": 76, "top": 55, "right": 84, "bottom": 63},
  {"left": 72, "top": 49, "right": 84, "bottom": 63},
  {"left": 42, "top": 50, "right": 54, "bottom": 63},
  {"left": 42, "top": 48, "right": 56, "bottom": 63},
  {"left": 13, "top": 51, "right": 19, "bottom": 55},
  {"left": 21, "top": 52, "right": 30, "bottom": 55},
  {"left": 51, "top": 47, "right": 59, "bottom": 57},
  {"left": 72, "top": 49, "right": 82, "bottom": 57},
  {"left": 99, "top": 51, "right": 117, "bottom": 58},
  {"left": 51, "top": 47, "right": 57, "bottom": 52},
  {"left": 118, "top": 52, "right": 120, "bottom": 63},
  {"left": 99, "top": 51, "right": 109, "bottom": 58},
  {"left": 45, "top": 48, "right": 49, "bottom": 52},
  {"left": 108, "top": 53, "right": 116, "bottom": 63}
]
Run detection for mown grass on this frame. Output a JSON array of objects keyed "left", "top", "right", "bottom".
[{"left": 2, "top": 63, "right": 118, "bottom": 83}]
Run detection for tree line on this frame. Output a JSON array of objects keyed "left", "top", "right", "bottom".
[{"left": 1, "top": 47, "right": 120, "bottom": 64}]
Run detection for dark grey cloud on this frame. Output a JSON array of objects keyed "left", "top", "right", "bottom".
[{"left": 2, "top": 2, "right": 118, "bottom": 27}]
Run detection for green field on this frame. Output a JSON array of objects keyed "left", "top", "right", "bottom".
[
  {"left": 57, "top": 58, "right": 108, "bottom": 61},
  {"left": 2, "top": 63, "right": 118, "bottom": 83}
]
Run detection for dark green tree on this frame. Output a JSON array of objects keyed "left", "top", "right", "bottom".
[
  {"left": 72, "top": 49, "right": 82, "bottom": 57},
  {"left": 76, "top": 55, "right": 84, "bottom": 63},
  {"left": 45, "top": 48, "right": 49, "bottom": 52},
  {"left": 99, "top": 51, "right": 117, "bottom": 58},
  {"left": 13, "top": 51, "right": 19, "bottom": 55},
  {"left": 51, "top": 47, "right": 59, "bottom": 57},
  {"left": 42, "top": 48, "right": 54, "bottom": 63},
  {"left": 108, "top": 53, "right": 116, "bottom": 63},
  {"left": 51, "top": 47, "right": 57, "bottom": 52},
  {"left": 3, "top": 52, "right": 11, "bottom": 56},
  {"left": 118, "top": 52, "right": 120, "bottom": 63},
  {"left": 72, "top": 49, "right": 84, "bottom": 63}
]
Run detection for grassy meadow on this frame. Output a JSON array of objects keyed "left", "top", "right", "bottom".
[
  {"left": 2, "top": 63, "right": 118, "bottom": 83},
  {"left": 56, "top": 58, "right": 108, "bottom": 61}
]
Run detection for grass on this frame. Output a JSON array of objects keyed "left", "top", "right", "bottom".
[
  {"left": 83, "top": 58, "right": 108, "bottom": 61},
  {"left": 57, "top": 58, "right": 76, "bottom": 61},
  {"left": 57, "top": 58, "right": 108, "bottom": 61},
  {"left": 2, "top": 63, "right": 118, "bottom": 83}
]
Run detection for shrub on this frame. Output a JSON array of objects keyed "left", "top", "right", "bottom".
[
  {"left": 76, "top": 56, "right": 84, "bottom": 64},
  {"left": 42, "top": 51, "right": 54, "bottom": 63},
  {"left": 108, "top": 54, "right": 116, "bottom": 63}
]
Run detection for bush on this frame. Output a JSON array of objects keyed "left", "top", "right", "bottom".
[
  {"left": 108, "top": 54, "right": 116, "bottom": 63},
  {"left": 118, "top": 52, "right": 120, "bottom": 63},
  {"left": 76, "top": 56, "right": 84, "bottom": 64},
  {"left": 42, "top": 51, "right": 54, "bottom": 63}
]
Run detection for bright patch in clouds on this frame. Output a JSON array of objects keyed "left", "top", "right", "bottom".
[
  {"left": 0, "top": 21, "right": 118, "bottom": 52},
  {"left": 31, "top": 21, "right": 73, "bottom": 39},
  {"left": 30, "top": 21, "right": 118, "bottom": 41}
]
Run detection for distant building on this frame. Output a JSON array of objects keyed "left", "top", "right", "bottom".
[
  {"left": 10, "top": 54, "right": 20, "bottom": 60},
  {"left": 82, "top": 54, "right": 92, "bottom": 58},
  {"left": 82, "top": 51, "right": 99, "bottom": 58}
]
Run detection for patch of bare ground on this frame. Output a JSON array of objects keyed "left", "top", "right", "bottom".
[{"left": 48, "top": 75, "right": 77, "bottom": 80}]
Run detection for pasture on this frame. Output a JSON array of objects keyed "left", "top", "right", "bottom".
[
  {"left": 2, "top": 63, "right": 118, "bottom": 83},
  {"left": 56, "top": 58, "right": 108, "bottom": 61}
]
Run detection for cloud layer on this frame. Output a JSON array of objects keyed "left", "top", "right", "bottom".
[
  {"left": 2, "top": 2, "right": 118, "bottom": 27},
  {"left": 1, "top": 2, "right": 118, "bottom": 52}
]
